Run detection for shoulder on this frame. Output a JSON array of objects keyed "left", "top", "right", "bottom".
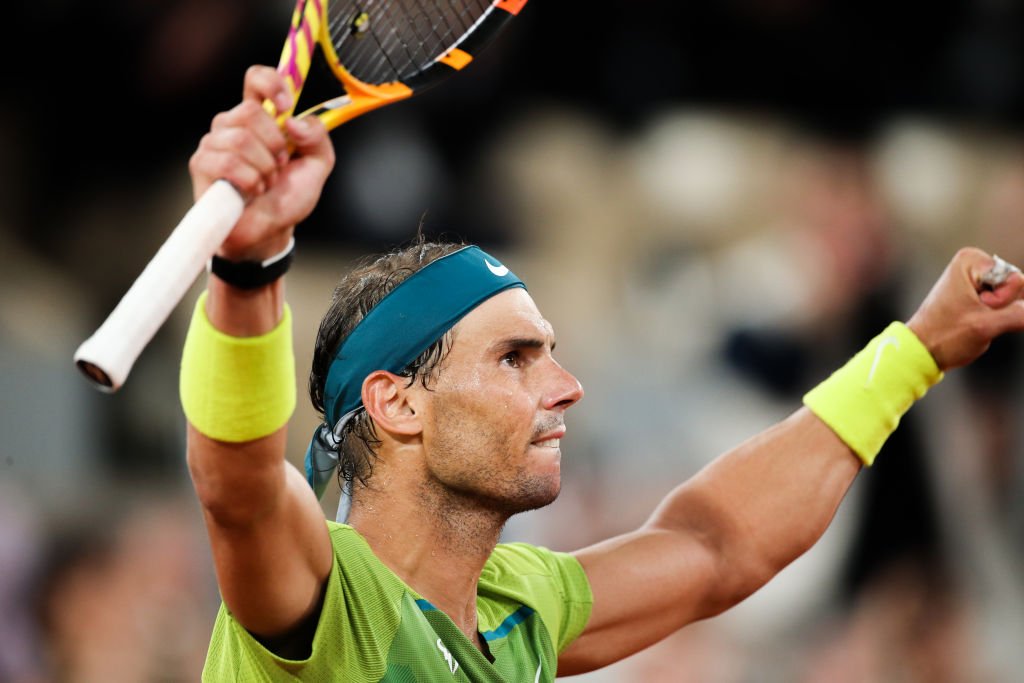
[
  {"left": 485, "top": 542, "right": 569, "bottom": 576},
  {"left": 481, "top": 542, "right": 594, "bottom": 654},
  {"left": 483, "top": 542, "right": 592, "bottom": 601}
]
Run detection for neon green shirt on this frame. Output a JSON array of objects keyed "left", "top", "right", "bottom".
[{"left": 202, "top": 522, "right": 593, "bottom": 682}]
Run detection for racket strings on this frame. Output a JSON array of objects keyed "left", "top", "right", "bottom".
[
  {"left": 327, "top": 0, "right": 494, "bottom": 85},
  {"left": 329, "top": 0, "right": 469, "bottom": 80}
]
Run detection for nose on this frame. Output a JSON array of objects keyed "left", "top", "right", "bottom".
[{"left": 543, "top": 360, "right": 583, "bottom": 411}]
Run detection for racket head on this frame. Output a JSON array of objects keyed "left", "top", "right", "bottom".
[{"left": 272, "top": 0, "right": 530, "bottom": 132}]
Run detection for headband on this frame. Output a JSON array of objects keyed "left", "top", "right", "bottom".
[{"left": 304, "top": 245, "right": 525, "bottom": 503}]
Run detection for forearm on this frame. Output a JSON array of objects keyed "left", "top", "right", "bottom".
[
  {"left": 650, "top": 319, "right": 945, "bottom": 611},
  {"left": 648, "top": 407, "right": 861, "bottom": 613},
  {"left": 185, "top": 276, "right": 292, "bottom": 527}
]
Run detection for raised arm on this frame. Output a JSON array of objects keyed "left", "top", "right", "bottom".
[
  {"left": 183, "top": 66, "right": 336, "bottom": 641},
  {"left": 559, "top": 247, "right": 1024, "bottom": 675}
]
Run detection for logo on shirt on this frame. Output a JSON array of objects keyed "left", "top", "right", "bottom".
[{"left": 436, "top": 638, "right": 460, "bottom": 675}]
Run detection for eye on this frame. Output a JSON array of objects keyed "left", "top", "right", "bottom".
[{"left": 500, "top": 351, "right": 521, "bottom": 368}]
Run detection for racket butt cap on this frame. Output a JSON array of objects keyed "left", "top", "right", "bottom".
[
  {"left": 73, "top": 337, "right": 128, "bottom": 394},
  {"left": 74, "top": 358, "right": 116, "bottom": 393}
]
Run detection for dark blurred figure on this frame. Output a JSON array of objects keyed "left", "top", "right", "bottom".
[
  {"left": 721, "top": 133, "right": 949, "bottom": 615},
  {"left": 31, "top": 492, "right": 216, "bottom": 682}
]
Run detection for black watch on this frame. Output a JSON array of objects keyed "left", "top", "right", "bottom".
[{"left": 209, "top": 238, "right": 295, "bottom": 289}]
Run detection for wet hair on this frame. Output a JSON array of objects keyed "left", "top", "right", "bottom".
[{"left": 308, "top": 237, "right": 466, "bottom": 491}]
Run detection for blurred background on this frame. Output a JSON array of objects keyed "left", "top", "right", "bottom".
[{"left": 4, "top": 1, "right": 1024, "bottom": 680}]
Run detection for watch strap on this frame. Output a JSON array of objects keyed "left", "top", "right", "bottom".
[{"left": 208, "top": 237, "right": 295, "bottom": 289}]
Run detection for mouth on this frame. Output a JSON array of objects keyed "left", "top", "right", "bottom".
[{"left": 531, "top": 426, "right": 566, "bottom": 449}]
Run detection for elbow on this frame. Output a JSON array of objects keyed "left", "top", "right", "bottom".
[
  {"left": 679, "top": 513, "right": 825, "bottom": 621},
  {"left": 701, "top": 558, "right": 778, "bottom": 620},
  {"left": 708, "top": 522, "right": 825, "bottom": 617}
]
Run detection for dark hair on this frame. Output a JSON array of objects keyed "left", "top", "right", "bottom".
[{"left": 309, "top": 238, "right": 466, "bottom": 491}]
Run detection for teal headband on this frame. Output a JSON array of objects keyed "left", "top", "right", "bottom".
[{"left": 305, "top": 245, "right": 525, "bottom": 500}]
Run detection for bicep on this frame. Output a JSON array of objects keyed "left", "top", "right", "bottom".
[
  {"left": 189, "top": 428, "right": 334, "bottom": 639},
  {"left": 557, "top": 526, "right": 720, "bottom": 675}
]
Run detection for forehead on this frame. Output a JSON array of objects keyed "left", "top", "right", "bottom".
[{"left": 452, "top": 288, "right": 553, "bottom": 348}]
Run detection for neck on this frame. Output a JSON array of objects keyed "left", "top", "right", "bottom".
[{"left": 349, "top": 475, "right": 508, "bottom": 643}]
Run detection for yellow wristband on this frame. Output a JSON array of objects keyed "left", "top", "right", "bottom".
[
  {"left": 802, "top": 322, "right": 943, "bottom": 466},
  {"left": 179, "top": 291, "right": 296, "bottom": 442}
]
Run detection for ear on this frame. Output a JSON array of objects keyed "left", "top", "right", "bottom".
[{"left": 361, "top": 371, "right": 422, "bottom": 437}]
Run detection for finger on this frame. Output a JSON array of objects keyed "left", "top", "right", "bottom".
[
  {"left": 208, "top": 101, "right": 291, "bottom": 181},
  {"left": 284, "top": 116, "right": 334, "bottom": 163},
  {"left": 242, "top": 65, "right": 293, "bottom": 115},
  {"left": 191, "top": 145, "right": 269, "bottom": 198},
  {"left": 967, "top": 250, "right": 1017, "bottom": 288},
  {"left": 204, "top": 125, "right": 281, "bottom": 182},
  {"left": 213, "top": 100, "right": 288, "bottom": 155},
  {"left": 980, "top": 271, "right": 1024, "bottom": 308},
  {"left": 983, "top": 299, "right": 1024, "bottom": 338},
  {"left": 957, "top": 246, "right": 995, "bottom": 285},
  {"left": 979, "top": 255, "right": 1023, "bottom": 289}
]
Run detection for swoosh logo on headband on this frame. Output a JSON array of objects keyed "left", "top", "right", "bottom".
[{"left": 484, "top": 259, "right": 509, "bottom": 277}]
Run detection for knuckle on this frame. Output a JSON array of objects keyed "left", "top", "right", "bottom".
[
  {"left": 211, "top": 111, "right": 230, "bottom": 129},
  {"left": 245, "top": 64, "right": 271, "bottom": 82},
  {"left": 236, "top": 100, "right": 264, "bottom": 122},
  {"left": 197, "top": 131, "right": 217, "bottom": 151},
  {"left": 956, "top": 246, "right": 983, "bottom": 262},
  {"left": 225, "top": 166, "right": 261, "bottom": 194},
  {"left": 210, "top": 154, "right": 238, "bottom": 178},
  {"left": 189, "top": 135, "right": 217, "bottom": 172},
  {"left": 222, "top": 126, "right": 251, "bottom": 149}
]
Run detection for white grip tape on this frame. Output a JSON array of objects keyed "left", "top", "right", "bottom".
[{"left": 73, "top": 180, "right": 245, "bottom": 392}]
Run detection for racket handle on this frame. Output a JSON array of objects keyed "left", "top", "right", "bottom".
[{"left": 73, "top": 179, "right": 245, "bottom": 392}]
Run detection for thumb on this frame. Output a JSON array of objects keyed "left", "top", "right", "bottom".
[
  {"left": 984, "top": 298, "right": 1024, "bottom": 338},
  {"left": 285, "top": 116, "right": 333, "bottom": 161},
  {"left": 974, "top": 253, "right": 1024, "bottom": 304},
  {"left": 980, "top": 271, "right": 1024, "bottom": 308}
]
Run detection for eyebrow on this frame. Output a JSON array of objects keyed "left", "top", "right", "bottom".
[{"left": 490, "top": 336, "right": 557, "bottom": 354}]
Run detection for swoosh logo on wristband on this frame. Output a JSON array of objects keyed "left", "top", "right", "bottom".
[{"left": 866, "top": 336, "right": 900, "bottom": 387}]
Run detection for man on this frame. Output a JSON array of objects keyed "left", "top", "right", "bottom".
[{"left": 182, "top": 66, "right": 1024, "bottom": 681}]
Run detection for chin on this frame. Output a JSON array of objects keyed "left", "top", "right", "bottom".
[{"left": 509, "top": 475, "right": 561, "bottom": 514}]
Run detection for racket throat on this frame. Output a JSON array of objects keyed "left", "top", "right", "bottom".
[{"left": 305, "top": 81, "right": 412, "bottom": 131}]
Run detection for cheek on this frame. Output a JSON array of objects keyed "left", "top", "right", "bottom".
[
  {"left": 437, "top": 367, "right": 532, "bottom": 424},
  {"left": 425, "top": 381, "right": 533, "bottom": 455}
]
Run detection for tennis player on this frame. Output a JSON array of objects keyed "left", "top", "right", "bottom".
[{"left": 182, "top": 66, "right": 1024, "bottom": 681}]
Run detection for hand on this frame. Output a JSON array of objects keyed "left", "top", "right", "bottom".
[
  {"left": 188, "top": 65, "right": 336, "bottom": 261},
  {"left": 907, "top": 247, "right": 1024, "bottom": 371}
]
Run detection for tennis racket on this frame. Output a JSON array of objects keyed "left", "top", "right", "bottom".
[{"left": 74, "top": 0, "right": 529, "bottom": 392}]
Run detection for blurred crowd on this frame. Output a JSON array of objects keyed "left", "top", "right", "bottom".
[{"left": 4, "top": 1, "right": 1024, "bottom": 681}]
